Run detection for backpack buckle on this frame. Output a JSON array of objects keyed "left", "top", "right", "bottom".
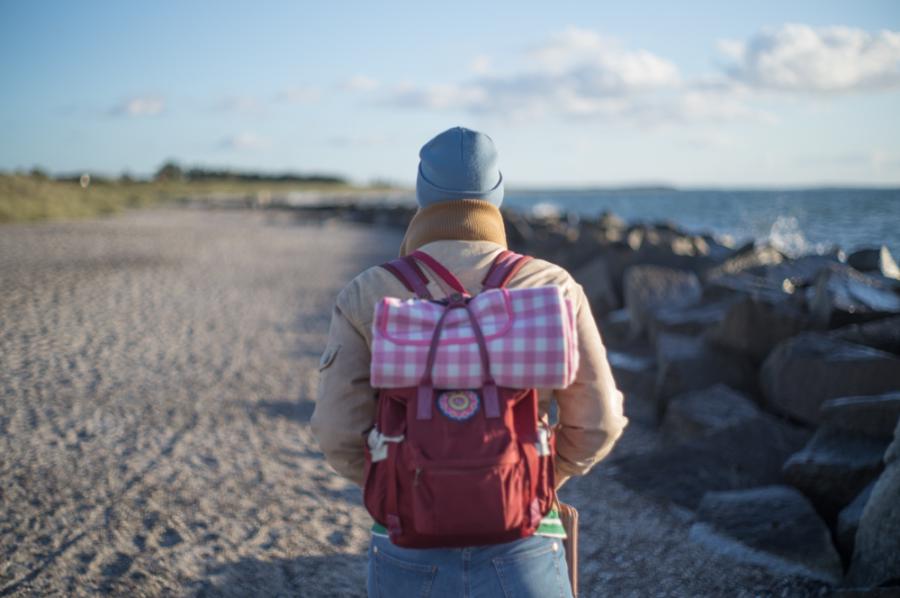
[{"left": 446, "top": 292, "right": 466, "bottom": 307}]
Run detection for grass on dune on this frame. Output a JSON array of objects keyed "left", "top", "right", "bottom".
[{"left": 0, "top": 174, "right": 360, "bottom": 224}]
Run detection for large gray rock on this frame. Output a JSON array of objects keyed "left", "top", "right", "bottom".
[
  {"left": 598, "top": 308, "right": 632, "bottom": 347},
  {"left": 572, "top": 255, "right": 620, "bottom": 316},
  {"left": 820, "top": 393, "right": 900, "bottom": 439},
  {"left": 847, "top": 419, "right": 900, "bottom": 588},
  {"left": 655, "top": 333, "right": 756, "bottom": 418},
  {"left": 782, "top": 426, "right": 888, "bottom": 521},
  {"left": 760, "top": 333, "right": 900, "bottom": 426},
  {"left": 625, "top": 225, "right": 723, "bottom": 276},
  {"left": 624, "top": 266, "right": 702, "bottom": 337},
  {"left": 661, "top": 384, "right": 761, "bottom": 442},
  {"left": 753, "top": 254, "right": 842, "bottom": 287},
  {"left": 831, "top": 315, "right": 900, "bottom": 355},
  {"left": 837, "top": 482, "right": 876, "bottom": 562},
  {"left": 847, "top": 246, "right": 900, "bottom": 280},
  {"left": 648, "top": 298, "right": 737, "bottom": 345},
  {"left": 610, "top": 416, "right": 810, "bottom": 511},
  {"left": 690, "top": 485, "right": 843, "bottom": 584},
  {"left": 707, "top": 253, "right": 842, "bottom": 301},
  {"left": 606, "top": 347, "right": 657, "bottom": 413},
  {"left": 810, "top": 263, "right": 900, "bottom": 328},
  {"left": 704, "top": 242, "right": 785, "bottom": 280},
  {"left": 503, "top": 211, "right": 536, "bottom": 248},
  {"left": 705, "top": 271, "right": 791, "bottom": 305},
  {"left": 700, "top": 233, "right": 736, "bottom": 262},
  {"left": 708, "top": 296, "right": 814, "bottom": 363}
]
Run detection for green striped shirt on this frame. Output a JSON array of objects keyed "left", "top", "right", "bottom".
[{"left": 371, "top": 509, "right": 566, "bottom": 540}]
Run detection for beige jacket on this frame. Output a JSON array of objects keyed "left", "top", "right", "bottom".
[{"left": 311, "top": 205, "right": 627, "bottom": 489}]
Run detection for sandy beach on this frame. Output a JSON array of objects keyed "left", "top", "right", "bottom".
[{"left": 1, "top": 206, "right": 832, "bottom": 597}]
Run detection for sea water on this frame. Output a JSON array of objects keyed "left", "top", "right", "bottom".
[{"left": 503, "top": 188, "right": 900, "bottom": 259}]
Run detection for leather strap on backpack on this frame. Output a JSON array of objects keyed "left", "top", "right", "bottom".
[
  {"left": 482, "top": 250, "right": 532, "bottom": 289},
  {"left": 381, "top": 256, "right": 433, "bottom": 299},
  {"left": 409, "top": 251, "right": 468, "bottom": 296},
  {"left": 382, "top": 250, "right": 532, "bottom": 297}
]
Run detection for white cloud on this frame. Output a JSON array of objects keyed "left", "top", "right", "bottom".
[
  {"left": 111, "top": 95, "right": 165, "bottom": 117},
  {"left": 275, "top": 86, "right": 321, "bottom": 104},
  {"left": 218, "top": 133, "right": 270, "bottom": 151},
  {"left": 381, "top": 24, "right": 900, "bottom": 125},
  {"left": 381, "top": 27, "right": 758, "bottom": 126},
  {"left": 471, "top": 55, "right": 492, "bottom": 75},
  {"left": 339, "top": 75, "right": 379, "bottom": 92},
  {"left": 528, "top": 27, "right": 615, "bottom": 74},
  {"left": 721, "top": 24, "right": 900, "bottom": 92},
  {"left": 216, "top": 95, "right": 263, "bottom": 114},
  {"left": 388, "top": 83, "right": 489, "bottom": 111}
]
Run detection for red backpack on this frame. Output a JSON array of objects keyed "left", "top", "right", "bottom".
[{"left": 363, "top": 250, "right": 556, "bottom": 548}]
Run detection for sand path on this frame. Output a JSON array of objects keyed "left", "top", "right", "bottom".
[{"left": 1, "top": 207, "right": 827, "bottom": 597}]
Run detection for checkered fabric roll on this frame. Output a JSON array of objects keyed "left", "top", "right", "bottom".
[{"left": 371, "top": 286, "right": 579, "bottom": 389}]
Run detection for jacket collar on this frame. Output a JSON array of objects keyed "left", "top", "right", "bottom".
[{"left": 399, "top": 199, "right": 508, "bottom": 257}]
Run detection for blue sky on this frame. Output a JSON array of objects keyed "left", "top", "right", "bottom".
[{"left": 2, "top": 1, "right": 899, "bottom": 187}]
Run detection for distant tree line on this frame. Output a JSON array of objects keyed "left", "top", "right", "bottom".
[
  {"left": 153, "top": 161, "right": 346, "bottom": 185},
  {"left": 11, "top": 162, "right": 347, "bottom": 186}
]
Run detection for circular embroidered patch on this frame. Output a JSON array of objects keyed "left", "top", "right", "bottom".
[{"left": 437, "top": 390, "right": 480, "bottom": 422}]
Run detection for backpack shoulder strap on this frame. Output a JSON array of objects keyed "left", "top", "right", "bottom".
[
  {"left": 482, "top": 250, "right": 533, "bottom": 289},
  {"left": 409, "top": 250, "right": 468, "bottom": 296},
  {"left": 380, "top": 256, "right": 433, "bottom": 299}
]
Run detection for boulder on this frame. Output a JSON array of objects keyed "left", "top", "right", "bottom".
[
  {"left": 572, "top": 255, "right": 620, "bottom": 316},
  {"left": 559, "top": 226, "right": 615, "bottom": 271},
  {"left": 699, "top": 234, "right": 737, "bottom": 263},
  {"left": 655, "top": 333, "right": 756, "bottom": 418},
  {"left": 810, "top": 263, "right": 900, "bottom": 328},
  {"left": 820, "top": 393, "right": 900, "bottom": 439},
  {"left": 625, "top": 225, "right": 723, "bottom": 277},
  {"left": 610, "top": 416, "right": 810, "bottom": 511},
  {"left": 708, "top": 296, "right": 814, "bottom": 363},
  {"left": 782, "top": 426, "right": 888, "bottom": 521},
  {"left": 847, "top": 419, "right": 900, "bottom": 588},
  {"left": 606, "top": 348, "right": 657, "bottom": 413},
  {"left": 647, "top": 298, "right": 737, "bottom": 345},
  {"left": 704, "top": 242, "right": 785, "bottom": 280},
  {"left": 598, "top": 308, "right": 632, "bottom": 347},
  {"left": 759, "top": 333, "right": 900, "bottom": 426},
  {"left": 523, "top": 229, "right": 586, "bottom": 271},
  {"left": 705, "top": 270, "right": 795, "bottom": 305},
  {"left": 624, "top": 266, "right": 702, "bottom": 337},
  {"left": 847, "top": 246, "right": 900, "bottom": 280},
  {"left": 595, "top": 211, "right": 626, "bottom": 231},
  {"left": 750, "top": 254, "right": 841, "bottom": 288},
  {"left": 661, "top": 384, "right": 761, "bottom": 442},
  {"left": 837, "top": 482, "right": 876, "bottom": 562},
  {"left": 831, "top": 316, "right": 900, "bottom": 355},
  {"left": 690, "top": 485, "right": 842, "bottom": 584},
  {"left": 503, "top": 211, "right": 536, "bottom": 248}
]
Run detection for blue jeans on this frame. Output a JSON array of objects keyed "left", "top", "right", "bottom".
[{"left": 366, "top": 533, "right": 573, "bottom": 598}]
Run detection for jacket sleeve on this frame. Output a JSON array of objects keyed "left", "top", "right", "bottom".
[
  {"left": 310, "top": 302, "right": 375, "bottom": 488},
  {"left": 552, "top": 283, "right": 628, "bottom": 488}
]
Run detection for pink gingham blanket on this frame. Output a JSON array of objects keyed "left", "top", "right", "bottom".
[{"left": 371, "top": 285, "right": 579, "bottom": 389}]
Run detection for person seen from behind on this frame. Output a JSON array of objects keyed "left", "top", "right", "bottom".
[{"left": 312, "top": 126, "right": 628, "bottom": 597}]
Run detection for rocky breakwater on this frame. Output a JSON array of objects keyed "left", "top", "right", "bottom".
[
  {"left": 501, "top": 209, "right": 900, "bottom": 591},
  {"left": 285, "top": 201, "right": 900, "bottom": 591}
]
